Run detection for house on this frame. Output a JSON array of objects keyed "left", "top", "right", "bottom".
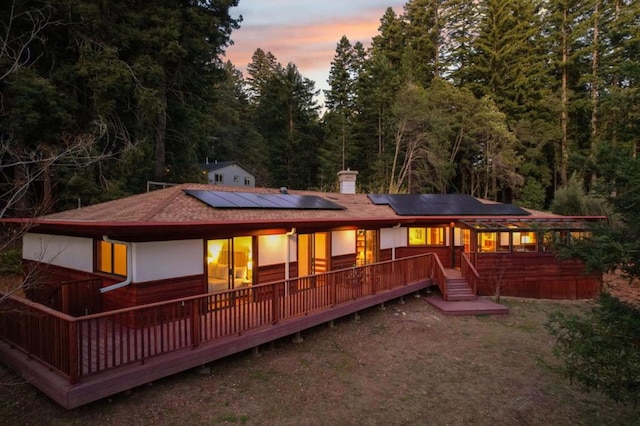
[
  {"left": 0, "top": 171, "right": 602, "bottom": 408},
  {"left": 200, "top": 160, "right": 255, "bottom": 187}
]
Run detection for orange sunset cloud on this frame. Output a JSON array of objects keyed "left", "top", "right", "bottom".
[{"left": 224, "top": 4, "right": 404, "bottom": 97}]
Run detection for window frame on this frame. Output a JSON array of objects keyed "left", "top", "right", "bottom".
[
  {"left": 408, "top": 227, "right": 446, "bottom": 246},
  {"left": 97, "top": 240, "right": 127, "bottom": 276}
]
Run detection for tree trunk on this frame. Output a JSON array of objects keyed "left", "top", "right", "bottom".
[
  {"left": 589, "top": 3, "right": 600, "bottom": 188},
  {"left": 153, "top": 88, "right": 168, "bottom": 180},
  {"left": 13, "top": 162, "right": 29, "bottom": 217},
  {"left": 560, "top": 9, "right": 569, "bottom": 187}
]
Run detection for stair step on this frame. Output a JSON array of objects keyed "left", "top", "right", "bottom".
[
  {"left": 447, "top": 290, "right": 474, "bottom": 295},
  {"left": 446, "top": 283, "right": 469, "bottom": 287},
  {"left": 446, "top": 285, "right": 472, "bottom": 291},
  {"left": 446, "top": 294, "right": 477, "bottom": 301}
]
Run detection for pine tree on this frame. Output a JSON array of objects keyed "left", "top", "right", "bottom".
[
  {"left": 440, "top": 0, "right": 480, "bottom": 86},
  {"left": 401, "top": 0, "right": 444, "bottom": 85}
]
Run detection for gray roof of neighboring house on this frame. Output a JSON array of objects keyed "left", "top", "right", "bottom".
[{"left": 199, "top": 161, "right": 253, "bottom": 174}]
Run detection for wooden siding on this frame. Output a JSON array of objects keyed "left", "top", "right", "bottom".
[
  {"left": 473, "top": 252, "right": 601, "bottom": 299},
  {"left": 256, "top": 263, "right": 286, "bottom": 283},
  {"left": 397, "top": 246, "right": 451, "bottom": 267},
  {"left": 331, "top": 253, "right": 355, "bottom": 270}
]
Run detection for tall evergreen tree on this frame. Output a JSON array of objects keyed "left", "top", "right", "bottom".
[
  {"left": 323, "top": 36, "right": 356, "bottom": 177},
  {"left": 1, "top": 0, "right": 242, "bottom": 212},
  {"left": 352, "top": 8, "right": 406, "bottom": 191},
  {"left": 248, "top": 51, "right": 321, "bottom": 189},
  {"left": 401, "top": 0, "right": 444, "bottom": 85},
  {"left": 440, "top": 0, "right": 480, "bottom": 86}
]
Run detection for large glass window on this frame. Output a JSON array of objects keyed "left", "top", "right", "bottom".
[
  {"left": 408, "top": 227, "right": 446, "bottom": 246},
  {"left": 478, "top": 232, "right": 496, "bottom": 253},
  {"left": 513, "top": 231, "right": 537, "bottom": 252},
  {"left": 97, "top": 241, "right": 127, "bottom": 275},
  {"left": 207, "top": 236, "right": 252, "bottom": 292},
  {"left": 298, "top": 232, "right": 329, "bottom": 276},
  {"left": 356, "top": 229, "right": 378, "bottom": 266}
]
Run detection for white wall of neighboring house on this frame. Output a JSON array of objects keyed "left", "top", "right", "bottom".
[
  {"left": 133, "top": 240, "right": 203, "bottom": 283},
  {"left": 207, "top": 163, "right": 255, "bottom": 187},
  {"left": 332, "top": 230, "right": 356, "bottom": 256},
  {"left": 23, "top": 233, "right": 94, "bottom": 272}
]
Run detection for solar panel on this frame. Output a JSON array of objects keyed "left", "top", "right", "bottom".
[
  {"left": 184, "top": 190, "right": 345, "bottom": 210},
  {"left": 368, "top": 194, "right": 530, "bottom": 216}
]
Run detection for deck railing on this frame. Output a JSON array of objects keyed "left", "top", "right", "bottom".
[
  {"left": 461, "top": 252, "right": 480, "bottom": 296},
  {"left": 0, "top": 254, "right": 434, "bottom": 384},
  {"left": 57, "top": 278, "right": 103, "bottom": 316},
  {"left": 431, "top": 254, "right": 448, "bottom": 300}
]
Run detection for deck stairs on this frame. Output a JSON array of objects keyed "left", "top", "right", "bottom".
[{"left": 443, "top": 268, "right": 476, "bottom": 301}]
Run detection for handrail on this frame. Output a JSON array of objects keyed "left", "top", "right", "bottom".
[
  {"left": 431, "top": 254, "right": 448, "bottom": 300},
  {"left": 0, "top": 254, "right": 436, "bottom": 382},
  {"left": 461, "top": 252, "right": 480, "bottom": 296}
]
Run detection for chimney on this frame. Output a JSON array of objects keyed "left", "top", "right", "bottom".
[{"left": 337, "top": 169, "right": 358, "bottom": 194}]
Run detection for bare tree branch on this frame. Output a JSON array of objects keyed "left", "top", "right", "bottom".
[{"left": 0, "top": 1, "right": 60, "bottom": 82}]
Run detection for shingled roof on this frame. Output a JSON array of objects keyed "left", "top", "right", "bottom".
[
  {"left": 15, "top": 183, "right": 595, "bottom": 241},
  {"left": 41, "top": 184, "right": 398, "bottom": 223}
]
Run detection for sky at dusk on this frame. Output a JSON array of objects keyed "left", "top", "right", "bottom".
[{"left": 224, "top": 1, "right": 405, "bottom": 105}]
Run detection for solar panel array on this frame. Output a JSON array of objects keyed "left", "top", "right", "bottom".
[
  {"left": 184, "top": 190, "right": 346, "bottom": 210},
  {"left": 368, "top": 194, "right": 530, "bottom": 216}
]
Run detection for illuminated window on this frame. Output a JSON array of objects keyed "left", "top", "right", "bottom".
[
  {"left": 356, "top": 229, "right": 378, "bottom": 266},
  {"left": 408, "top": 227, "right": 445, "bottom": 246},
  {"left": 478, "top": 232, "right": 496, "bottom": 252},
  {"left": 513, "top": 231, "right": 537, "bottom": 252},
  {"left": 497, "top": 232, "right": 510, "bottom": 252},
  {"left": 97, "top": 241, "right": 127, "bottom": 276},
  {"left": 570, "top": 231, "right": 590, "bottom": 240}
]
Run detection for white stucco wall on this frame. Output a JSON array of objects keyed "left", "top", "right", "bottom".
[
  {"left": 380, "top": 227, "right": 407, "bottom": 250},
  {"left": 331, "top": 230, "right": 356, "bottom": 256},
  {"left": 207, "top": 163, "right": 255, "bottom": 187},
  {"left": 23, "top": 233, "right": 94, "bottom": 272},
  {"left": 133, "top": 240, "right": 203, "bottom": 283},
  {"left": 258, "top": 234, "right": 294, "bottom": 266}
]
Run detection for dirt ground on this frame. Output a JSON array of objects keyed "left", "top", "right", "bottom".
[{"left": 1, "top": 277, "right": 639, "bottom": 425}]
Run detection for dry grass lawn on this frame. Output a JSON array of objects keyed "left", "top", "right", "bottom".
[{"left": 1, "top": 288, "right": 639, "bottom": 425}]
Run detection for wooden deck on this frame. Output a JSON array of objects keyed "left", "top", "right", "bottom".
[{"left": 0, "top": 255, "right": 437, "bottom": 409}]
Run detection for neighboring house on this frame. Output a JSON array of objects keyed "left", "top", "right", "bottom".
[
  {"left": 0, "top": 171, "right": 602, "bottom": 408},
  {"left": 200, "top": 160, "right": 255, "bottom": 187}
]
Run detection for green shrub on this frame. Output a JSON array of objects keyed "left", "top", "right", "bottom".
[
  {"left": 546, "top": 293, "right": 640, "bottom": 406},
  {"left": 0, "top": 247, "right": 22, "bottom": 275}
]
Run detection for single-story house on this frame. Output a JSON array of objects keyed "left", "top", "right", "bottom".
[{"left": 0, "top": 170, "right": 602, "bottom": 408}]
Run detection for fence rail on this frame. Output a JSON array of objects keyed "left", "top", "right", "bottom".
[{"left": 0, "top": 254, "right": 436, "bottom": 384}]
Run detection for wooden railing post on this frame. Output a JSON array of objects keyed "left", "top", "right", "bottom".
[
  {"left": 61, "top": 284, "right": 69, "bottom": 315},
  {"left": 272, "top": 283, "right": 279, "bottom": 324},
  {"left": 68, "top": 320, "right": 78, "bottom": 385},
  {"left": 191, "top": 299, "right": 201, "bottom": 348}
]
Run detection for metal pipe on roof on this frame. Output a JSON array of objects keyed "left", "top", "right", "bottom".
[{"left": 99, "top": 236, "right": 133, "bottom": 293}]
